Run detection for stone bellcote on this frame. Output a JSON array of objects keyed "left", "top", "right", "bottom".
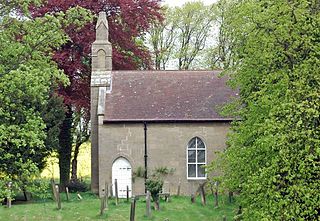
[{"left": 91, "top": 11, "right": 112, "bottom": 88}]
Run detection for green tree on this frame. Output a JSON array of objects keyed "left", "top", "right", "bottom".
[
  {"left": 175, "top": 2, "right": 216, "bottom": 70},
  {"left": 148, "top": 6, "right": 178, "bottom": 70},
  {"left": 211, "top": 0, "right": 320, "bottom": 219},
  {"left": 147, "top": 1, "right": 216, "bottom": 70},
  {"left": 0, "top": 0, "right": 92, "bottom": 199},
  {"left": 205, "top": 0, "right": 234, "bottom": 69}
]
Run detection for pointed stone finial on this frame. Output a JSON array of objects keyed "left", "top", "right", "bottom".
[{"left": 96, "top": 11, "right": 109, "bottom": 42}]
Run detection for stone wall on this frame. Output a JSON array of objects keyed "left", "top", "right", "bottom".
[{"left": 95, "top": 122, "right": 230, "bottom": 196}]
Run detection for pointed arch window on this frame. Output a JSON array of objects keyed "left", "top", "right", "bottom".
[{"left": 187, "top": 137, "right": 206, "bottom": 179}]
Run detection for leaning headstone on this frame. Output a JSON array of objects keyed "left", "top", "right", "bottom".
[
  {"left": 130, "top": 196, "right": 136, "bottom": 221},
  {"left": 146, "top": 191, "right": 151, "bottom": 218}
]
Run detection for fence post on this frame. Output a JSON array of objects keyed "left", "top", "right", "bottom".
[
  {"left": 105, "top": 182, "right": 108, "bottom": 210},
  {"left": 228, "top": 191, "right": 233, "bottom": 203},
  {"left": 50, "top": 179, "right": 57, "bottom": 202},
  {"left": 191, "top": 193, "right": 195, "bottom": 204},
  {"left": 100, "top": 197, "right": 105, "bottom": 216},
  {"left": 130, "top": 196, "right": 136, "bottom": 221},
  {"left": 115, "top": 179, "right": 118, "bottom": 205},
  {"left": 146, "top": 191, "right": 151, "bottom": 218},
  {"left": 199, "top": 183, "right": 206, "bottom": 206},
  {"left": 126, "top": 185, "right": 129, "bottom": 202},
  {"left": 109, "top": 183, "right": 113, "bottom": 197},
  {"left": 214, "top": 181, "right": 219, "bottom": 208},
  {"left": 6, "top": 181, "right": 12, "bottom": 208},
  {"left": 55, "top": 185, "right": 61, "bottom": 210},
  {"left": 65, "top": 187, "right": 70, "bottom": 201},
  {"left": 177, "top": 180, "right": 181, "bottom": 196}
]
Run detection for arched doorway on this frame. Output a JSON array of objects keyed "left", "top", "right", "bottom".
[{"left": 112, "top": 157, "right": 132, "bottom": 198}]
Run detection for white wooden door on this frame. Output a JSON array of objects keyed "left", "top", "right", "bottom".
[{"left": 112, "top": 157, "right": 132, "bottom": 198}]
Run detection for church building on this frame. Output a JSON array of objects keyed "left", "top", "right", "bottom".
[{"left": 91, "top": 12, "right": 236, "bottom": 197}]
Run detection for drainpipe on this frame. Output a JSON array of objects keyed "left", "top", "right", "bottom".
[{"left": 144, "top": 122, "right": 148, "bottom": 193}]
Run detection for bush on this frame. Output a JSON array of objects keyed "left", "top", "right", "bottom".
[{"left": 67, "top": 180, "right": 89, "bottom": 193}]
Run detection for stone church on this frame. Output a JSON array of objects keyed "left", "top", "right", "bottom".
[{"left": 91, "top": 12, "right": 236, "bottom": 197}]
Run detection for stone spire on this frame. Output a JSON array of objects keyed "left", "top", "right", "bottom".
[
  {"left": 95, "top": 11, "right": 109, "bottom": 42},
  {"left": 91, "top": 11, "right": 112, "bottom": 74},
  {"left": 90, "top": 11, "right": 112, "bottom": 194}
]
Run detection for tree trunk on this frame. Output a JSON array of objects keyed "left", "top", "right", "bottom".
[
  {"left": 71, "top": 142, "right": 81, "bottom": 181},
  {"left": 58, "top": 105, "right": 73, "bottom": 191}
]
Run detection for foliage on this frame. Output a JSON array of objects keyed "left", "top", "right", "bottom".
[
  {"left": 26, "top": 178, "right": 52, "bottom": 201},
  {"left": 145, "top": 166, "right": 174, "bottom": 210},
  {"left": 147, "top": 1, "right": 217, "bottom": 70},
  {"left": 67, "top": 179, "right": 89, "bottom": 193},
  {"left": 133, "top": 166, "right": 145, "bottom": 179},
  {"left": 210, "top": 0, "right": 320, "bottom": 220},
  {"left": 30, "top": 0, "right": 163, "bottom": 188},
  {"left": 0, "top": 0, "right": 92, "bottom": 197},
  {"left": 145, "top": 177, "right": 163, "bottom": 203},
  {"left": 205, "top": 0, "right": 234, "bottom": 69},
  {"left": 147, "top": 6, "right": 178, "bottom": 70}
]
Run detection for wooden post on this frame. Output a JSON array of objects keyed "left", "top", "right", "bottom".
[
  {"left": 191, "top": 193, "right": 195, "bottom": 204},
  {"left": 214, "top": 182, "right": 218, "bottom": 208},
  {"left": 166, "top": 194, "right": 170, "bottom": 203},
  {"left": 100, "top": 197, "right": 105, "bottom": 216},
  {"left": 235, "top": 206, "right": 242, "bottom": 221},
  {"left": 129, "top": 196, "right": 136, "bottom": 221},
  {"left": 146, "top": 191, "right": 151, "bottom": 218},
  {"left": 105, "top": 182, "right": 108, "bottom": 210},
  {"left": 7, "top": 197, "right": 11, "bottom": 208},
  {"left": 126, "top": 185, "right": 129, "bottom": 202},
  {"left": 228, "top": 191, "right": 233, "bottom": 203},
  {"left": 109, "top": 184, "right": 113, "bottom": 197},
  {"left": 65, "top": 187, "right": 70, "bottom": 201},
  {"left": 77, "top": 193, "right": 83, "bottom": 200},
  {"left": 6, "top": 182, "right": 12, "bottom": 208},
  {"left": 115, "top": 179, "right": 118, "bottom": 205},
  {"left": 199, "top": 183, "right": 206, "bottom": 206},
  {"left": 177, "top": 180, "right": 181, "bottom": 196},
  {"left": 55, "top": 185, "right": 61, "bottom": 210},
  {"left": 50, "top": 179, "right": 57, "bottom": 201}
]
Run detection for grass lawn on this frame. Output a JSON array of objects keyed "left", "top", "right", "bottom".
[{"left": 0, "top": 193, "right": 237, "bottom": 221}]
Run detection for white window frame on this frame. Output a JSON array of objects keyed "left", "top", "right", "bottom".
[{"left": 186, "top": 137, "right": 207, "bottom": 180}]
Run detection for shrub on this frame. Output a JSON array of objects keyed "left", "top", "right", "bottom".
[{"left": 67, "top": 180, "right": 89, "bottom": 193}]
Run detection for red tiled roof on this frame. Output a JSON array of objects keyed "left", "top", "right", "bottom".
[{"left": 104, "top": 70, "right": 237, "bottom": 122}]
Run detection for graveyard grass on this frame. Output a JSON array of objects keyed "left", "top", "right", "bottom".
[
  {"left": 0, "top": 193, "right": 237, "bottom": 221},
  {"left": 1, "top": 143, "right": 237, "bottom": 220}
]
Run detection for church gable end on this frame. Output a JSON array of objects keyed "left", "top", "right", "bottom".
[{"left": 91, "top": 12, "right": 235, "bottom": 196}]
